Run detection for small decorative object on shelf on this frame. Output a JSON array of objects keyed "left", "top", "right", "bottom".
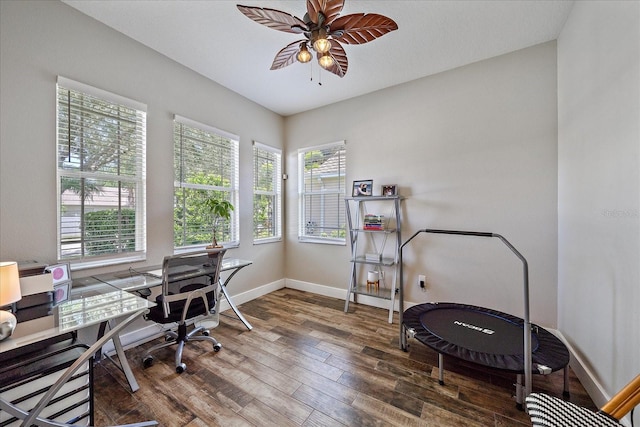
[
  {"left": 352, "top": 179, "right": 373, "bottom": 197},
  {"left": 363, "top": 214, "right": 385, "bottom": 230},
  {"left": 381, "top": 184, "right": 397, "bottom": 196},
  {"left": 366, "top": 271, "right": 380, "bottom": 291},
  {"left": 365, "top": 252, "right": 381, "bottom": 262}
]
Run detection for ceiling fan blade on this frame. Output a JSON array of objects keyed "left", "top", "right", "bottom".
[
  {"left": 331, "top": 13, "right": 398, "bottom": 44},
  {"left": 237, "top": 5, "right": 307, "bottom": 34},
  {"left": 306, "top": 0, "right": 344, "bottom": 26},
  {"left": 318, "top": 40, "right": 348, "bottom": 78},
  {"left": 271, "top": 40, "right": 307, "bottom": 70}
]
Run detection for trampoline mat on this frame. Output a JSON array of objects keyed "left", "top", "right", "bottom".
[{"left": 403, "top": 302, "right": 569, "bottom": 374}]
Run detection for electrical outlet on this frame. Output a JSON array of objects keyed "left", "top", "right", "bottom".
[{"left": 418, "top": 274, "right": 426, "bottom": 288}]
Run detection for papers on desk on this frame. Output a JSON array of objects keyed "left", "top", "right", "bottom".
[
  {"left": 104, "top": 275, "right": 155, "bottom": 291},
  {"left": 146, "top": 269, "right": 162, "bottom": 278},
  {"left": 106, "top": 276, "right": 146, "bottom": 287}
]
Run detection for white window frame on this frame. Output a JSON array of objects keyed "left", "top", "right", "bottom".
[
  {"left": 253, "top": 141, "right": 282, "bottom": 244},
  {"left": 173, "top": 115, "right": 239, "bottom": 250},
  {"left": 56, "top": 76, "right": 147, "bottom": 268},
  {"left": 298, "top": 141, "right": 346, "bottom": 244}
]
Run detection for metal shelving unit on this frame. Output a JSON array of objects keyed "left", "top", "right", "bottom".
[{"left": 344, "top": 195, "right": 403, "bottom": 323}]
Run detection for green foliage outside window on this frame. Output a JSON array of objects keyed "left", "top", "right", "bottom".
[
  {"left": 173, "top": 172, "right": 233, "bottom": 247},
  {"left": 253, "top": 147, "right": 279, "bottom": 240},
  {"left": 84, "top": 208, "right": 136, "bottom": 255}
]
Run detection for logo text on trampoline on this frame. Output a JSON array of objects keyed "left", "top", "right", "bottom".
[{"left": 454, "top": 320, "right": 495, "bottom": 335}]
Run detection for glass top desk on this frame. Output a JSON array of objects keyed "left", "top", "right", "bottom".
[
  {"left": 0, "top": 284, "right": 155, "bottom": 426},
  {"left": 89, "top": 258, "right": 254, "bottom": 330}
]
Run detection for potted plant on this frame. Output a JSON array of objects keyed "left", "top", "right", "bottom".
[{"left": 204, "top": 197, "right": 234, "bottom": 248}]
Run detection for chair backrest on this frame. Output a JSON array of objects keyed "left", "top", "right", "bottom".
[
  {"left": 158, "top": 248, "right": 226, "bottom": 320},
  {"left": 600, "top": 373, "right": 640, "bottom": 421}
]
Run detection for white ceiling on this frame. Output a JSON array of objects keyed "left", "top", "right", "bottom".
[{"left": 61, "top": 0, "right": 574, "bottom": 116}]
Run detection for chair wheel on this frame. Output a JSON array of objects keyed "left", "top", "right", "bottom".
[
  {"left": 176, "top": 363, "right": 186, "bottom": 374},
  {"left": 213, "top": 343, "right": 222, "bottom": 352},
  {"left": 202, "top": 330, "right": 210, "bottom": 336},
  {"left": 142, "top": 356, "right": 154, "bottom": 368}
]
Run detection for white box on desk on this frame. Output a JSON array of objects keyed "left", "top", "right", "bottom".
[{"left": 19, "top": 273, "right": 53, "bottom": 296}]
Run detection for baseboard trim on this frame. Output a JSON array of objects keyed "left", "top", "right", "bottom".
[
  {"left": 219, "top": 278, "right": 285, "bottom": 313},
  {"left": 552, "top": 330, "right": 609, "bottom": 405},
  {"left": 102, "top": 324, "right": 166, "bottom": 355},
  {"left": 284, "top": 278, "right": 400, "bottom": 312}
]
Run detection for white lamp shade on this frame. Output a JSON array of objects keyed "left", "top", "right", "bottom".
[{"left": 0, "top": 261, "right": 21, "bottom": 306}]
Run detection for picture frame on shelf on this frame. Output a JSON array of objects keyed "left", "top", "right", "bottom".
[
  {"left": 381, "top": 184, "right": 397, "bottom": 196},
  {"left": 353, "top": 179, "right": 373, "bottom": 197}
]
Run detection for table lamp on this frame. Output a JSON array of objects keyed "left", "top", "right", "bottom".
[{"left": 0, "top": 261, "right": 22, "bottom": 341}]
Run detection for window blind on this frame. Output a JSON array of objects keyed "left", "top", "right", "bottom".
[
  {"left": 56, "top": 77, "right": 147, "bottom": 264},
  {"left": 298, "top": 141, "right": 346, "bottom": 243},
  {"left": 173, "top": 115, "right": 239, "bottom": 248},
  {"left": 253, "top": 141, "right": 282, "bottom": 242}
]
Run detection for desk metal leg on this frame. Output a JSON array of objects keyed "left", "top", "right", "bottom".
[
  {"left": 219, "top": 264, "right": 253, "bottom": 330},
  {"left": 220, "top": 283, "right": 252, "bottom": 330},
  {"left": 109, "top": 319, "right": 140, "bottom": 392}
]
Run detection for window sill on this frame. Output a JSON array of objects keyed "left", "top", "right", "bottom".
[
  {"left": 68, "top": 253, "right": 147, "bottom": 272},
  {"left": 253, "top": 237, "right": 282, "bottom": 245},
  {"left": 298, "top": 238, "right": 346, "bottom": 246}
]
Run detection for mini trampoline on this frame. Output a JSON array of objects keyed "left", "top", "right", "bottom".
[{"left": 398, "top": 229, "right": 570, "bottom": 409}]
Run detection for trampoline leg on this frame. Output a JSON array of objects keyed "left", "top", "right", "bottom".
[
  {"left": 401, "top": 326, "right": 407, "bottom": 351},
  {"left": 515, "top": 374, "right": 524, "bottom": 411},
  {"left": 438, "top": 353, "right": 444, "bottom": 385},
  {"left": 563, "top": 366, "right": 570, "bottom": 398}
]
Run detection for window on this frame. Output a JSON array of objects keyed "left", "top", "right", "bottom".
[
  {"left": 253, "top": 142, "right": 282, "bottom": 243},
  {"left": 173, "top": 115, "right": 239, "bottom": 249},
  {"left": 56, "top": 77, "right": 147, "bottom": 265},
  {"left": 298, "top": 141, "right": 346, "bottom": 243}
]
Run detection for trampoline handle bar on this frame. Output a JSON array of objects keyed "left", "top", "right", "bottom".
[{"left": 399, "top": 228, "right": 533, "bottom": 402}]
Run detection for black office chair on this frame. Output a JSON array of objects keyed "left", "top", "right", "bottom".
[{"left": 142, "top": 249, "right": 226, "bottom": 373}]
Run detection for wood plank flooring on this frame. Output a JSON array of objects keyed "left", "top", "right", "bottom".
[{"left": 94, "top": 289, "right": 596, "bottom": 426}]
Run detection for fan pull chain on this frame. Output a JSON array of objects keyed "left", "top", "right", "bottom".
[{"left": 308, "top": 62, "right": 323, "bottom": 86}]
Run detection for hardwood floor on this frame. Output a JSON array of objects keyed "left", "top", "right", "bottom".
[{"left": 94, "top": 289, "right": 596, "bottom": 426}]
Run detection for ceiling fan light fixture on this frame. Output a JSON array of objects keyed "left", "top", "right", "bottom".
[
  {"left": 237, "top": 1, "right": 398, "bottom": 78},
  {"left": 311, "top": 28, "right": 331, "bottom": 54},
  {"left": 297, "top": 43, "right": 312, "bottom": 63},
  {"left": 318, "top": 52, "right": 334, "bottom": 69}
]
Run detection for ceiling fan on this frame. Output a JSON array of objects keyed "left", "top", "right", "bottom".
[{"left": 237, "top": 0, "right": 398, "bottom": 78}]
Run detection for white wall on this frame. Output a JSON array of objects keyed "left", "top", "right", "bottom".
[
  {"left": 557, "top": 0, "right": 640, "bottom": 419},
  {"left": 0, "top": 0, "right": 286, "bottom": 292},
  {"left": 285, "top": 42, "right": 560, "bottom": 327}
]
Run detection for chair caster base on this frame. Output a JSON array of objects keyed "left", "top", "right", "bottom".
[
  {"left": 176, "top": 363, "right": 187, "bottom": 374},
  {"left": 214, "top": 343, "right": 222, "bottom": 352},
  {"left": 142, "top": 356, "right": 154, "bottom": 368}
]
